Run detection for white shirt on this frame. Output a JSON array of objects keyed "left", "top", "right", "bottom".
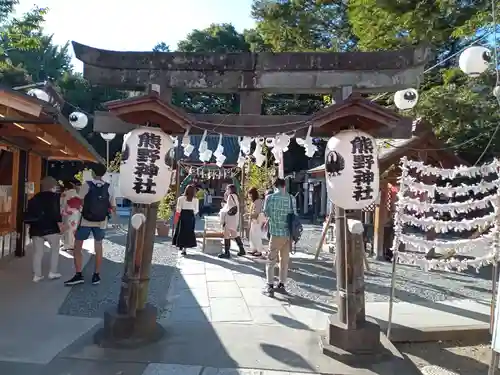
[
  {"left": 176, "top": 196, "right": 199, "bottom": 215},
  {"left": 78, "top": 179, "right": 116, "bottom": 229}
]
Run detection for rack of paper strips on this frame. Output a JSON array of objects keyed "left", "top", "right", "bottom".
[{"left": 391, "top": 157, "right": 500, "bottom": 272}]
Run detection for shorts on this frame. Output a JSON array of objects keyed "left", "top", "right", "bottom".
[{"left": 75, "top": 226, "right": 106, "bottom": 241}]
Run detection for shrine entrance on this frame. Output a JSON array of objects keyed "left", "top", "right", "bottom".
[{"left": 73, "top": 41, "right": 428, "bottom": 365}]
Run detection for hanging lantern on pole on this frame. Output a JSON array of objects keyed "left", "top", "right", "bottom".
[
  {"left": 69, "top": 112, "right": 88, "bottom": 130},
  {"left": 459, "top": 46, "right": 491, "bottom": 77},
  {"left": 119, "top": 127, "right": 174, "bottom": 204},
  {"left": 325, "top": 130, "right": 379, "bottom": 210},
  {"left": 394, "top": 88, "right": 419, "bottom": 110}
]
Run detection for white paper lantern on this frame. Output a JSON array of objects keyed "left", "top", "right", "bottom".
[
  {"left": 325, "top": 130, "right": 379, "bottom": 210},
  {"left": 459, "top": 46, "right": 491, "bottom": 77},
  {"left": 394, "top": 88, "right": 419, "bottom": 110},
  {"left": 27, "top": 88, "right": 50, "bottom": 102},
  {"left": 69, "top": 112, "right": 88, "bottom": 130},
  {"left": 493, "top": 86, "right": 500, "bottom": 99},
  {"left": 119, "top": 127, "right": 174, "bottom": 204},
  {"left": 100, "top": 132, "right": 116, "bottom": 141}
]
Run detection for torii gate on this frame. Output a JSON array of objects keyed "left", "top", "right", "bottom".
[{"left": 72, "top": 42, "right": 428, "bottom": 359}]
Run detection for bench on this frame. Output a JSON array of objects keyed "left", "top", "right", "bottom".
[{"left": 202, "top": 216, "right": 224, "bottom": 255}]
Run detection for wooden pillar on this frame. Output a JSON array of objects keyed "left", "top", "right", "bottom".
[
  {"left": 373, "top": 182, "right": 389, "bottom": 260},
  {"left": 14, "top": 150, "right": 27, "bottom": 257},
  {"left": 239, "top": 91, "right": 262, "bottom": 115}
]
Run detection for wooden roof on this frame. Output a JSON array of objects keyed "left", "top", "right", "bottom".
[
  {"left": 0, "top": 87, "right": 103, "bottom": 162},
  {"left": 104, "top": 91, "right": 194, "bottom": 134},
  {"left": 96, "top": 92, "right": 414, "bottom": 138}
]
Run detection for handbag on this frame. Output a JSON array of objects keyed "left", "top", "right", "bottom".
[
  {"left": 287, "top": 195, "right": 303, "bottom": 244},
  {"left": 227, "top": 194, "right": 238, "bottom": 216}
]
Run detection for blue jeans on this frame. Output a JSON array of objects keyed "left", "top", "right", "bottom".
[{"left": 75, "top": 226, "right": 106, "bottom": 242}]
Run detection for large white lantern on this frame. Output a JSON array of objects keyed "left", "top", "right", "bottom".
[
  {"left": 325, "top": 130, "right": 379, "bottom": 210},
  {"left": 459, "top": 46, "right": 491, "bottom": 77},
  {"left": 394, "top": 88, "right": 419, "bottom": 110},
  {"left": 27, "top": 88, "right": 50, "bottom": 102},
  {"left": 119, "top": 127, "right": 174, "bottom": 204},
  {"left": 69, "top": 112, "right": 88, "bottom": 130}
]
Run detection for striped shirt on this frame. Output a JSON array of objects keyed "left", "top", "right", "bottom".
[{"left": 263, "top": 191, "right": 296, "bottom": 237}]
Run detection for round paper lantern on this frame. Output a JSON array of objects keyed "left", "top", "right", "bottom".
[
  {"left": 69, "top": 112, "right": 88, "bottom": 130},
  {"left": 459, "top": 46, "right": 491, "bottom": 77},
  {"left": 493, "top": 86, "right": 500, "bottom": 99},
  {"left": 325, "top": 130, "right": 379, "bottom": 210},
  {"left": 27, "top": 88, "right": 50, "bottom": 102},
  {"left": 119, "top": 127, "right": 174, "bottom": 204},
  {"left": 100, "top": 132, "right": 116, "bottom": 141},
  {"left": 394, "top": 88, "right": 419, "bottom": 110}
]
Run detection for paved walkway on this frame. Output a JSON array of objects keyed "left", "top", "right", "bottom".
[{"left": 0, "top": 223, "right": 494, "bottom": 374}]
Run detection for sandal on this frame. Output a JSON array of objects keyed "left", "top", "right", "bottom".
[
  {"left": 248, "top": 250, "right": 258, "bottom": 256},
  {"left": 252, "top": 252, "right": 262, "bottom": 257}
]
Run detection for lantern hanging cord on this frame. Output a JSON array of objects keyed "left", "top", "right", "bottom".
[{"left": 370, "top": 29, "right": 495, "bottom": 103}]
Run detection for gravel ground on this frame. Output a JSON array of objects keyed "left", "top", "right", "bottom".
[
  {"left": 58, "top": 226, "right": 178, "bottom": 318},
  {"left": 397, "top": 341, "right": 493, "bottom": 375},
  {"left": 284, "top": 225, "right": 494, "bottom": 306}
]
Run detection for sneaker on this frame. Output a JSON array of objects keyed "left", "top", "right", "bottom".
[
  {"left": 64, "top": 274, "right": 84, "bottom": 286},
  {"left": 218, "top": 252, "right": 230, "bottom": 259},
  {"left": 276, "top": 282, "right": 287, "bottom": 294},
  {"left": 237, "top": 249, "right": 246, "bottom": 256},
  {"left": 263, "top": 283, "right": 274, "bottom": 297},
  {"left": 48, "top": 272, "right": 62, "bottom": 280},
  {"left": 181, "top": 250, "right": 187, "bottom": 256},
  {"left": 91, "top": 273, "right": 101, "bottom": 285},
  {"left": 33, "top": 275, "right": 44, "bottom": 283}
]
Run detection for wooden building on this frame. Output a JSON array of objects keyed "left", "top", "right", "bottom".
[{"left": 0, "top": 86, "right": 102, "bottom": 260}]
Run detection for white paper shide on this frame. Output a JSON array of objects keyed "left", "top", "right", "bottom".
[
  {"left": 325, "top": 130, "right": 379, "bottom": 210},
  {"left": 119, "top": 127, "right": 174, "bottom": 204}
]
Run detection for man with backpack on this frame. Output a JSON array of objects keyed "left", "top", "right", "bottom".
[
  {"left": 64, "top": 164, "right": 116, "bottom": 286},
  {"left": 262, "top": 178, "right": 300, "bottom": 296}
]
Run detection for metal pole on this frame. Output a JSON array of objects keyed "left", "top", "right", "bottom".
[
  {"left": 106, "top": 140, "right": 110, "bottom": 169},
  {"left": 492, "top": 261, "right": 499, "bottom": 334},
  {"left": 488, "top": 351, "right": 499, "bottom": 375},
  {"left": 387, "top": 253, "right": 398, "bottom": 340}
]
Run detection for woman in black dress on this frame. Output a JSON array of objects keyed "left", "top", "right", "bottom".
[{"left": 172, "top": 185, "right": 199, "bottom": 255}]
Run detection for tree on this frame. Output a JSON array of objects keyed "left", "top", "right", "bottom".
[
  {"left": 178, "top": 23, "right": 250, "bottom": 53},
  {"left": 152, "top": 42, "right": 170, "bottom": 52},
  {"left": 0, "top": 3, "right": 49, "bottom": 86},
  {"left": 251, "top": 0, "right": 357, "bottom": 52}
]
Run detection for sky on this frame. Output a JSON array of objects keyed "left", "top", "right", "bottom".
[{"left": 15, "top": 0, "right": 256, "bottom": 72}]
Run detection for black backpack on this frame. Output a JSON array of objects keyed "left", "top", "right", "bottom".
[{"left": 81, "top": 182, "right": 110, "bottom": 222}]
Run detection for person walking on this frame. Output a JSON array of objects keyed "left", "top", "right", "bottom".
[
  {"left": 25, "top": 176, "right": 64, "bottom": 282},
  {"left": 172, "top": 184, "right": 198, "bottom": 256},
  {"left": 262, "top": 178, "right": 296, "bottom": 296},
  {"left": 218, "top": 184, "right": 245, "bottom": 258},
  {"left": 60, "top": 180, "right": 82, "bottom": 251},
  {"left": 247, "top": 187, "right": 264, "bottom": 257},
  {"left": 64, "top": 164, "right": 115, "bottom": 286}
]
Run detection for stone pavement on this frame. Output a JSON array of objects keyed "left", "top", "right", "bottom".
[{"left": 0, "top": 223, "right": 495, "bottom": 375}]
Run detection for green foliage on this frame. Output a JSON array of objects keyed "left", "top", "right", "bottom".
[
  {"left": 244, "top": 147, "right": 276, "bottom": 205},
  {"left": 157, "top": 190, "right": 176, "bottom": 221},
  {"left": 177, "top": 23, "right": 250, "bottom": 53},
  {"left": 252, "top": 0, "right": 356, "bottom": 52}
]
